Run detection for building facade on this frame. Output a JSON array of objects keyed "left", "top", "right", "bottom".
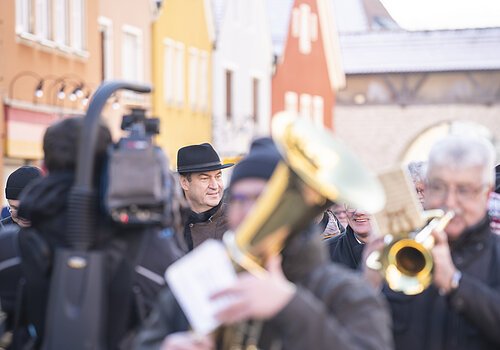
[
  {"left": 98, "top": 0, "right": 157, "bottom": 138},
  {"left": 271, "top": 0, "right": 345, "bottom": 130},
  {"left": 332, "top": 0, "right": 500, "bottom": 171},
  {"left": 152, "top": 0, "right": 214, "bottom": 163},
  {"left": 0, "top": 0, "right": 100, "bottom": 183},
  {"left": 211, "top": 0, "right": 274, "bottom": 158}
]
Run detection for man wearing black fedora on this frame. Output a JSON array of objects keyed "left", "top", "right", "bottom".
[{"left": 177, "top": 143, "right": 233, "bottom": 251}]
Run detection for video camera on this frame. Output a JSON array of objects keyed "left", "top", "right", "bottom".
[
  {"left": 102, "top": 107, "right": 175, "bottom": 227},
  {"left": 42, "top": 81, "right": 176, "bottom": 350}
]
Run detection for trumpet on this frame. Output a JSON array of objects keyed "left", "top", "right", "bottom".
[{"left": 367, "top": 210, "right": 455, "bottom": 295}]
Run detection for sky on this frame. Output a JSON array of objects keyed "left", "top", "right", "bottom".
[{"left": 380, "top": 0, "right": 500, "bottom": 30}]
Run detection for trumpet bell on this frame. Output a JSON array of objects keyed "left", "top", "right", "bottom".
[{"left": 384, "top": 239, "right": 434, "bottom": 295}]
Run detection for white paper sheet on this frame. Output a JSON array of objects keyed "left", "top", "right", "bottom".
[{"left": 165, "top": 239, "right": 237, "bottom": 334}]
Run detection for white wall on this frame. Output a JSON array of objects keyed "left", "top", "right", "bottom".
[{"left": 212, "top": 0, "right": 274, "bottom": 157}]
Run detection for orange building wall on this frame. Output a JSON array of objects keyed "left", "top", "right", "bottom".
[
  {"left": 272, "top": 0, "right": 336, "bottom": 130},
  {"left": 0, "top": 1, "right": 101, "bottom": 106}
]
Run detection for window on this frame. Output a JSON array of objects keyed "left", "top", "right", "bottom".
[
  {"left": 122, "top": 26, "right": 143, "bottom": 82},
  {"left": 225, "top": 70, "right": 233, "bottom": 121},
  {"left": 70, "top": 0, "right": 85, "bottom": 50},
  {"left": 99, "top": 17, "right": 113, "bottom": 80},
  {"left": 163, "top": 38, "right": 175, "bottom": 104},
  {"left": 35, "top": 0, "right": 50, "bottom": 40},
  {"left": 199, "top": 51, "right": 208, "bottom": 111},
  {"left": 291, "top": 8, "right": 300, "bottom": 37},
  {"left": 299, "top": 4, "right": 311, "bottom": 54},
  {"left": 310, "top": 13, "right": 318, "bottom": 42},
  {"left": 54, "top": 0, "right": 69, "bottom": 45},
  {"left": 189, "top": 47, "right": 199, "bottom": 109},
  {"left": 300, "top": 94, "right": 312, "bottom": 119},
  {"left": 174, "top": 42, "right": 185, "bottom": 105},
  {"left": 312, "top": 96, "right": 324, "bottom": 126},
  {"left": 16, "top": 0, "right": 34, "bottom": 34},
  {"left": 284, "top": 91, "right": 298, "bottom": 114},
  {"left": 252, "top": 78, "right": 260, "bottom": 123}
]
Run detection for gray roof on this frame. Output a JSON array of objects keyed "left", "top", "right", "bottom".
[
  {"left": 267, "top": 0, "right": 295, "bottom": 57},
  {"left": 339, "top": 28, "right": 500, "bottom": 74}
]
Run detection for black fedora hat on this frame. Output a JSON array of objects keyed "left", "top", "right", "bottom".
[{"left": 177, "top": 143, "right": 234, "bottom": 174}]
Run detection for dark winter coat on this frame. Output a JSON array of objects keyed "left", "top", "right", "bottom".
[
  {"left": 387, "top": 216, "right": 500, "bottom": 350},
  {"left": 327, "top": 225, "right": 364, "bottom": 270},
  {"left": 181, "top": 202, "right": 228, "bottom": 251},
  {"left": 15, "top": 172, "right": 183, "bottom": 349},
  {"left": 134, "top": 229, "right": 393, "bottom": 350}
]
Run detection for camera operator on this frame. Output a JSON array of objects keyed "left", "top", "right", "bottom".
[{"left": 14, "top": 116, "right": 183, "bottom": 349}]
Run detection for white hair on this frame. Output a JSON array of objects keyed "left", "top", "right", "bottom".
[
  {"left": 407, "top": 161, "right": 427, "bottom": 183},
  {"left": 428, "top": 134, "right": 496, "bottom": 185}
]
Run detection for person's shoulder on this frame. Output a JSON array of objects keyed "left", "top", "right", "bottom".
[
  {"left": 309, "top": 263, "right": 380, "bottom": 302},
  {"left": 324, "top": 230, "right": 347, "bottom": 248}
]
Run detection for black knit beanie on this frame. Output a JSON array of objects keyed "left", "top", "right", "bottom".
[
  {"left": 229, "top": 138, "right": 282, "bottom": 188},
  {"left": 5, "top": 166, "right": 43, "bottom": 200}
]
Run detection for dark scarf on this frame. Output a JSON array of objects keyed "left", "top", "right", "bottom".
[{"left": 183, "top": 202, "right": 222, "bottom": 251}]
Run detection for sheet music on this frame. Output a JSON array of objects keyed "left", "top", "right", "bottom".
[
  {"left": 372, "top": 166, "right": 426, "bottom": 236},
  {"left": 165, "top": 240, "right": 237, "bottom": 335}
]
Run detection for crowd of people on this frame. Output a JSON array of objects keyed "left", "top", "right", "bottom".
[{"left": 0, "top": 114, "right": 500, "bottom": 350}]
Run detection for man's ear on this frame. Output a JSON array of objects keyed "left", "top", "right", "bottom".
[{"left": 179, "top": 176, "right": 190, "bottom": 192}]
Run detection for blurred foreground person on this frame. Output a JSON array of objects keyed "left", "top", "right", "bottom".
[
  {"left": 135, "top": 138, "right": 393, "bottom": 350},
  {"left": 383, "top": 135, "right": 500, "bottom": 350},
  {"left": 177, "top": 143, "right": 233, "bottom": 251},
  {"left": 13, "top": 117, "right": 183, "bottom": 349}
]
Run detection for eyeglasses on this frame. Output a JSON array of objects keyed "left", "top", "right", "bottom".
[
  {"left": 228, "top": 192, "right": 261, "bottom": 207},
  {"left": 426, "top": 180, "right": 488, "bottom": 203}
]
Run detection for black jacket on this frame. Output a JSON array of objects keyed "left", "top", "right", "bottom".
[
  {"left": 327, "top": 225, "right": 364, "bottom": 270},
  {"left": 387, "top": 217, "right": 500, "bottom": 350},
  {"left": 134, "top": 229, "right": 393, "bottom": 350},
  {"left": 16, "top": 173, "right": 183, "bottom": 349}
]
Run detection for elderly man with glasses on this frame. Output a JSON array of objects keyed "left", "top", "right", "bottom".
[{"left": 384, "top": 134, "right": 500, "bottom": 350}]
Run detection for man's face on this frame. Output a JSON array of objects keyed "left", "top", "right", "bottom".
[
  {"left": 180, "top": 170, "right": 224, "bottom": 213},
  {"left": 7, "top": 199, "right": 31, "bottom": 227},
  {"left": 414, "top": 180, "right": 425, "bottom": 204},
  {"left": 345, "top": 205, "right": 373, "bottom": 241},
  {"left": 424, "top": 165, "right": 491, "bottom": 240},
  {"left": 227, "top": 178, "right": 268, "bottom": 231},
  {"left": 331, "top": 203, "right": 349, "bottom": 228}
]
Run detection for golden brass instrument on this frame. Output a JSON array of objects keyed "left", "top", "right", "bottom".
[
  {"left": 220, "top": 112, "right": 386, "bottom": 349},
  {"left": 366, "top": 210, "right": 455, "bottom": 295},
  {"left": 224, "top": 112, "right": 385, "bottom": 275}
]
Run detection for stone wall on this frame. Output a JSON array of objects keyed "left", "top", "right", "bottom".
[{"left": 334, "top": 104, "right": 500, "bottom": 171}]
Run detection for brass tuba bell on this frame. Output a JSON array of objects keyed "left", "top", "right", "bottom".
[{"left": 223, "top": 111, "right": 386, "bottom": 275}]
